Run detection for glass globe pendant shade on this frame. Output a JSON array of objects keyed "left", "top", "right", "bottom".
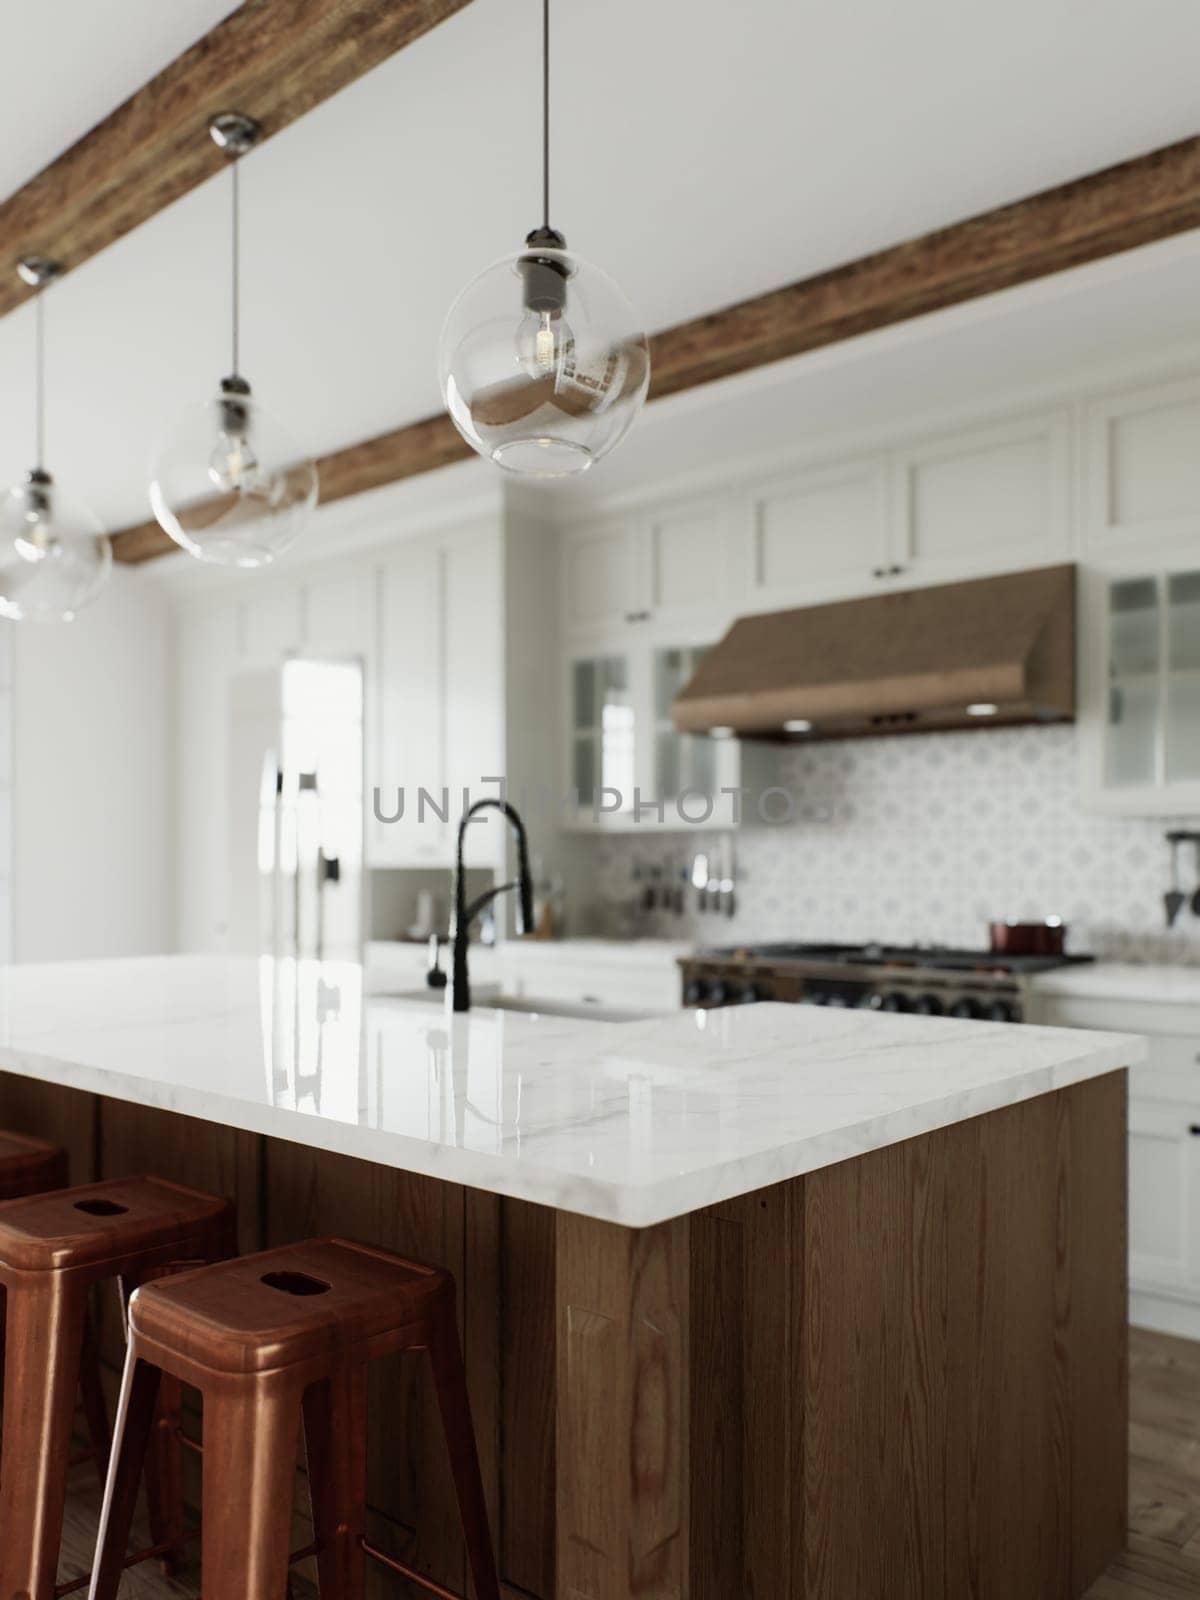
[
  {"left": 148, "top": 377, "right": 318, "bottom": 568},
  {"left": 438, "top": 241, "right": 650, "bottom": 477},
  {"left": 0, "top": 470, "right": 111, "bottom": 623}
]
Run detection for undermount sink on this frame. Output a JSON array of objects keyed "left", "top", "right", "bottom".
[
  {"left": 384, "top": 988, "right": 651, "bottom": 1023},
  {"left": 487, "top": 993, "right": 652, "bottom": 1022}
]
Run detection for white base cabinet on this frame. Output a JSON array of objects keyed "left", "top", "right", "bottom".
[{"left": 1032, "top": 988, "right": 1200, "bottom": 1339}]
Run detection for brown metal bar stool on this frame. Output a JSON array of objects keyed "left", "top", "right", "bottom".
[
  {"left": 0, "top": 1130, "right": 111, "bottom": 1494},
  {"left": 90, "top": 1237, "right": 501, "bottom": 1600},
  {"left": 0, "top": 1129, "right": 68, "bottom": 1199},
  {"left": 0, "top": 1174, "right": 235, "bottom": 1600}
]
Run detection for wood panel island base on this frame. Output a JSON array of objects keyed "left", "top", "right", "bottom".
[
  {"left": 556, "top": 1074, "right": 1127, "bottom": 1600},
  {"left": 0, "top": 958, "right": 1138, "bottom": 1600}
]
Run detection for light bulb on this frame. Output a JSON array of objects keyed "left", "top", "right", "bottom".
[
  {"left": 149, "top": 377, "right": 318, "bottom": 568},
  {"left": 516, "top": 308, "right": 572, "bottom": 380},
  {"left": 208, "top": 429, "right": 263, "bottom": 494}
]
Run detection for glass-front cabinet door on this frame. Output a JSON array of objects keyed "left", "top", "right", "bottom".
[
  {"left": 1166, "top": 571, "right": 1200, "bottom": 785},
  {"left": 653, "top": 646, "right": 717, "bottom": 805},
  {"left": 1105, "top": 576, "right": 1161, "bottom": 788},
  {"left": 565, "top": 641, "right": 751, "bottom": 830},
  {"left": 570, "top": 654, "right": 635, "bottom": 817},
  {"left": 1086, "top": 564, "right": 1200, "bottom": 812}
]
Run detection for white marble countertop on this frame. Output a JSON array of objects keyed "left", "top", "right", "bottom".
[
  {"left": 1031, "top": 962, "right": 1200, "bottom": 1008},
  {"left": 0, "top": 956, "right": 1142, "bottom": 1228}
]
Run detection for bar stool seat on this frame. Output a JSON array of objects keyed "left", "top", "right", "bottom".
[
  {"left": 91, "top": 1237, "right": 500, "bottom": 1600},
  {"left": 0, "top": 1129, "right": 67, "bottom": 1200},
  {"left": 0, "top": 1174, "right": 235, "bottom": 1600},
  {"left": 0, "top": 1173, "right": 232, "bottom": 1272}
]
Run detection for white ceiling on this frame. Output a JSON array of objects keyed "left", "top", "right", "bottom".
[
  {"left": 0, "top": 1, "right": 242, "bottom": 204},
  {"left": 0, "top": 0, "right": 1198, "bottom": 532}
]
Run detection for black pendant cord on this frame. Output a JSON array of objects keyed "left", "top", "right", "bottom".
[
  {"left": 541, "top": 0, "right": 550, "bottom": 231},
  {"left": 33, "top": 290, "right": 46, "bottom": 474},
  {"left": 230, "top": 156, "right": 242, "bottom": 379}
]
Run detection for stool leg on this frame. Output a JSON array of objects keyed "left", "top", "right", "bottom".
[
  {"left": 88, "top": 1343, "right": 163, "bottom": 1600},
  {"left": 79, "top": 1310, "right": 112, "bottom": 1494},
  {"left": 202, "top": 1375, "right": 303, "bottom": 1600},
  {"left": 425, "top": 1300, "right": 501, "bottom": 1600},
  {"left": 120, "top": 1269, "right": 190, "bottom": 1576},
  {"left": 302, "top": 1364, "right": 368, "bottom": 1598},
  {"left": 0, "top": 1271, "right": 90, "bottom": 1600}
]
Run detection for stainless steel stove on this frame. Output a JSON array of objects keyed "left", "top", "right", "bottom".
[{"left": 678, "top": 942, "right": 1093, "bottom": 1023}]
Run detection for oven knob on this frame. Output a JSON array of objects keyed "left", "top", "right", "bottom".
[
  {"left": 737, "top": 984, "right": 761, "bottom": 1005},
  {"left": 949, "top": 996, "right": 982, "bottom": 1020},
  {"left": 880, "top": 992, "right": 910, "bottom": 1012},
  {"left": 912, "top": 993, "right": 945, "bottom": 1016},
  {"left": 684, "top": 978, "right": 708, "bottom": 1006},
  {"left": 708, "top": 981, "right": 729, "bottom": 1007},
  {"left": 986, "top": 999, "right": 1018, "bottom": 1023}
]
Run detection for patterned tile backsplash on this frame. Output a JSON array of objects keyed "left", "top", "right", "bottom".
[{"left": 583, "top": 725, "right": 1200, "bottom": 963}]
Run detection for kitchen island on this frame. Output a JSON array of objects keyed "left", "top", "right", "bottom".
[{"left": 0, "top": 955, "right": 1140, "bottom": 1600}]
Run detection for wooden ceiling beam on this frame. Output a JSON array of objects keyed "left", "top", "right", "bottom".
[
  {"left": 0, "top": 0, "right": 473, "bottom": 323},
  {"left": 112, "top": 132, "right": 1200, "bottom": 564}
]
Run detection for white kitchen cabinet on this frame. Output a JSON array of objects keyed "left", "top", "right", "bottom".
[
  {"left": 746, "top": 456, "right": 891, "bottom": 605},
  {"left": 1033, "top": 986, "right": 1200, "bottom": 1338},
  {"left": 562, "top": 498, "right": 739, "bottom": 640},
  {"left": 562, "top": 517, "right": 640, "bottom": 631},
  {"left": 1128, "top": 1099, "right": 1200, "bottom": 1299},
  {"left": 1085, "top": 375, "right": 1200, "bottom": 557},
  {"left": 891, "top": 412, "right": 1071, "bottom": 582},
  {"left": 1079, "top": 559, "right": 1200, "bottom": 815},
  {"left": 369, "top": 524, "right": 506, "bottom": 870},
  {"left": 442, "top": 526, "right": 505, "bottom": 869},
  {"left": 563, "top": 635, "right": 755, "bottom": 831},
  {"left": 644, "top": 497, "right": 740, "bottom": 622},
  {"left": 370, "top": 540, "right": 443, "bottom": 867}
]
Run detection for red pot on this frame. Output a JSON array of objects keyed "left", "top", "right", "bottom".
[{"left": 988, "top": 919, "right": 1066, "bottom": 956}]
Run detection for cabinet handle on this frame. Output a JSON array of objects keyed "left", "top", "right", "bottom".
[
  {"left": 872, "top": 567, "right": 886, "bottom": 579},
  {"left": 1190, "top": 1125, "right": 1200, "bottom": 1137},
  {"left": 890, "top": 564, "right": 905, "bottom": 576},
  {"left": 624, "top": 610, "right": 651, "bottom": 624}
]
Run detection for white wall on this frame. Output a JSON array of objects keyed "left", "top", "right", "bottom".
[{"left": 10, "top": 566, "right": 173, "bottom": 961}]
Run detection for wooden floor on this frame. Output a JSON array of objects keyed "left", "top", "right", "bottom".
[
  {"left": 1085, "top": 1327, "right": 1200, "bottom": 1600},
  {"left": 54, "top": 1327, "right": 1200, "bottom": 1599}
]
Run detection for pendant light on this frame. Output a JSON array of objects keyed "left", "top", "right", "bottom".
[
  {"left": 437, "top": 0, "right": 650, "bottom": 477},
  {"left": 149, "top": 113, "right": 318, "bottom": 568},
  {"left": 0, "top": 259, "right": 111, "bottom": 623}
]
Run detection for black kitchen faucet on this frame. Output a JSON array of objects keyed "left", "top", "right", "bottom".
[{"left": 438, "top": 799, "right": 534, "bottom": 1012}]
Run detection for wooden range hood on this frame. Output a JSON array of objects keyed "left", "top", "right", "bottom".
[{"left": 673, "top": 564, "right": 1076, "bottom": 741}]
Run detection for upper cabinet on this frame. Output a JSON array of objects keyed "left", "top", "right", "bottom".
[
  {"left": 1079, "top": 559, "right": 1200, "bottom": 814},
  {"left": 747, "top": 458, "right": 890, "bottom": 605},
  {"left": 562, "top": 497, "right": 740, "bottom": 640},
  {"left": 1078, "top": 373, "right": 1200, "bottom": 814},
  {"left": 745, "top": 412, "right": 1071, "bottom": 611},
  {"left": 644, "top": 498, "right": 741, "bottom": 624},
  {"left": 562, "top": 518, "right": 639, "bottom": 631},
  {"left": 563, "top": 635, "right": 752, "bottom": 832},
  {"left": 892, "top": 412, "right": 1071, "bottom": 582},
  {"left": 1085, "top": 376, "right": 1200, "bottom": 556}
]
